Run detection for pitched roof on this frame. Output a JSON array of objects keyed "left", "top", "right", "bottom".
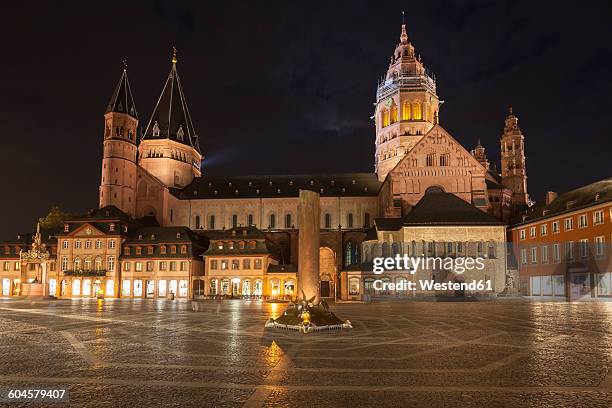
[
  {"left": 106, "top": 68, "right": 138, "bottom": 119},
  {"left": 203, "top": 226, "right": 267, "bottom": 241},
  {"left": 375, "top": 192, "right": 503, "bottom": 230},
  {"left": 404, "top": 192, "right": 504, "bottom": 226},
  {"left": 172, "top": 173, "right": 382, "bottom": 200},
  {"left": 512, "top": 177, "right": 612, "bottom": 226},
  {"left": 142, "top": 56, "right": 200, "bottom": 152}
]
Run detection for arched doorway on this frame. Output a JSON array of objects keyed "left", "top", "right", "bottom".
[{"left": 319, "top": 247, "right": 336, "bottom": 298}]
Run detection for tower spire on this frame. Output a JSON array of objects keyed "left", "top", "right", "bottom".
[
  {"left": 106, "top": 64, "right": 138, "bottom": 119},
  {"left": 172, "top": 46, "right": 178, "bottom": 65},
  {"left": 400, "top": 11, "right": 408, "bottom": 43}
]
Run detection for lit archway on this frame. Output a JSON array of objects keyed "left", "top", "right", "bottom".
[{"left": 319, "top": 247, "right": 336, "bottom": 298}]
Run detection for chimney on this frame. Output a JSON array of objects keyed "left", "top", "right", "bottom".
[{"left": 545, "top": 191, "right": 557, "bottom": 205}]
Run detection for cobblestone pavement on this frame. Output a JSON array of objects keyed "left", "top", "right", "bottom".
[{"left": 1, "top": 298, "right": 612, "bottom": 407}]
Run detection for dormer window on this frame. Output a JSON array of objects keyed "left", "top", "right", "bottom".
[
  {"left": 176, "top": 233, "right": 181, "bottom": 239},
  {"left": 150, "top": 234, "right": 156, "bottom": 240},
  {"left": 176, "top": 125, "right": 184, "bottom": 141},
  {"left": 152, "top": 121, "right": 160, "bottom": 137},
  {"left": 109, "top": 223, "right": 115, "bottom": 232},
  {"left": 138, "top": 234, "right": 143, "bottom": 240},
  {"left": 160, "top": 245, "right": 167, "bottom": 254},
  {"left": 64, "top": 224, "right": 69, "bottom": 232}
]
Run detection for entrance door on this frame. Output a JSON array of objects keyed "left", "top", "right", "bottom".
[
  {"left": 320, "top": 281, "right": 330, "bottom": 297},
  {"left": 570, "top": 273, "right": 590, "bottom": 300},
  {"left": 145, "top": 280, "right": 155, "bottom": 298},
  {"left": 2, "top": 278, "right": 10, "bottom": 296},
  {"left": 93, "top": 281, "right": 101, "bottom": 297}
]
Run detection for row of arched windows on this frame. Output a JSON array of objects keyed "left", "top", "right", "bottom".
[
  {"left": 426, "top": 153, "right": 450, "bottom": 167},
  {"left": 362, "top": 241, "right": 499, "bottom": 262},
  {"left": 380, "top": 101, "right": 424, "bottom": 128},
  {"left": 195, "top": 212, "right": 371, "bottom": 230}
]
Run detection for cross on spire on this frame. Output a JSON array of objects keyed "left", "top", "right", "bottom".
[
  {"left": 172, "top": 46, "right": 178, "bottom": 64},
  {"left": 400, "top": 12, "right": 408, "bottom": 43}
]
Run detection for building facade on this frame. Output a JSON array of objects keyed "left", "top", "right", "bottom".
[
  {"left": 510, "top": 179, "right": 611, "bottom": 300},
  {"left": 2, "top": 23, "right": 541, "bottom": 300}
]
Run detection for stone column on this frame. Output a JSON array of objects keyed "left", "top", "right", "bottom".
[{"left": 298, "top": 189, "right": 320, "bottom": 303}]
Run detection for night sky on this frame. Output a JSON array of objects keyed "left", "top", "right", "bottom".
[{"left": 2, "top": 1, "right": 611, "bottom": 238}]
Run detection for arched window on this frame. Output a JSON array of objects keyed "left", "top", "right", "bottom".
[
  {"left": 152, "top": 122, "right": 160, "bottom": 137},
  {"left": 345, "top": 241, "right": 353, "bottom": 266},
  {"left": 440, "top": 153, "right": 449, "bottom": 166},
  {"left": 84, "top": 257, "right": 92, "bottom": 271},
  {"left": 426, "top": 153, "right": 435, "bottom": 166},
  {"left": 72, "top": 279, "right": 81, "bottom": 296},
  {"left": 285, "top": 214, "right": 292, "bottom": 229},
  {"left": 94, "top": 257, "right": 102, "bottom": 271},
  {"left": 390, "top": 104, "right": 398, "bottom": 123},
  {"left": 74, "top": 257, "right": 81, "bottom": 271},
  {"left": 381, "top": 109, "right": 390, "bottom": 127},
  {"left": 247, "top": 214, "right": 254, "bottom": 226},
  {"left": 488, "top": 241, "right": 496, "bottom": 258},
  {"left": 412, "top": 102, "right": 422, "bottom": 120},
  {"left": 345, "top": 241, "right": 359, "bottom": 266},
  {"left": 402, "top": 101, "right": 411, "bottom": 120},
  {"left": 324, "top": 213, "right": 331, "bottom": 229},
  {"left": 364, "top": 213, "right": 371, "bottom": 228},
  {"left": 269, "top": 213, "right": 276, "bottom": 229},
  {"left": 232, "top": 214, "right": 238, "bottom": 228},
  {"left": 347, "top": 213, "right": 354, "bottom": 228}
]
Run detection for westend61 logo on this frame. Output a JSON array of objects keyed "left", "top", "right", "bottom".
[{"left": 371, "top": 255, "right": 493, "bottom": 292}]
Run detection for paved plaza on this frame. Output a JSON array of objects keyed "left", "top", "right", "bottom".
[{"left": 1, "top": 298, "right": 612, "bottom": 407}]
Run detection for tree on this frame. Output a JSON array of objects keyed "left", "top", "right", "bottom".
[{"left": 38, "top": 206, "right": 70, "bottom": 229}]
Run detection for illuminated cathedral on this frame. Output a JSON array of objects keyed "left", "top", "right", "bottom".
[{"left": 1, "top": 24, "right": 528, "bottom": 300}]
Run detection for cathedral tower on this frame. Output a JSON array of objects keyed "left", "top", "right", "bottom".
[
  {"left": 139, "top": 50, "right": 202, "bottom": 188},
  {"left": 374, "top": 23, "right": 440, "bottom": 181},
  {"left": 500, "top": 107, "right": 529, "bottom": 207},
  {"left": 99, "top": 66, "right": 139, "bottom": 216}
]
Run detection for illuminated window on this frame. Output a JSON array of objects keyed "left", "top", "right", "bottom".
[
  {"left": 412, "top": 102, "right": 422, "bottom": 120},
  {"left": 390, "top": 104, "right": 398, "bottom": 123},
  {"left": 381, "top": 109, "right": 390, "bottom": 127},
  {"left": 402, "top": 101, "right": 411, "bottom": 120}
]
